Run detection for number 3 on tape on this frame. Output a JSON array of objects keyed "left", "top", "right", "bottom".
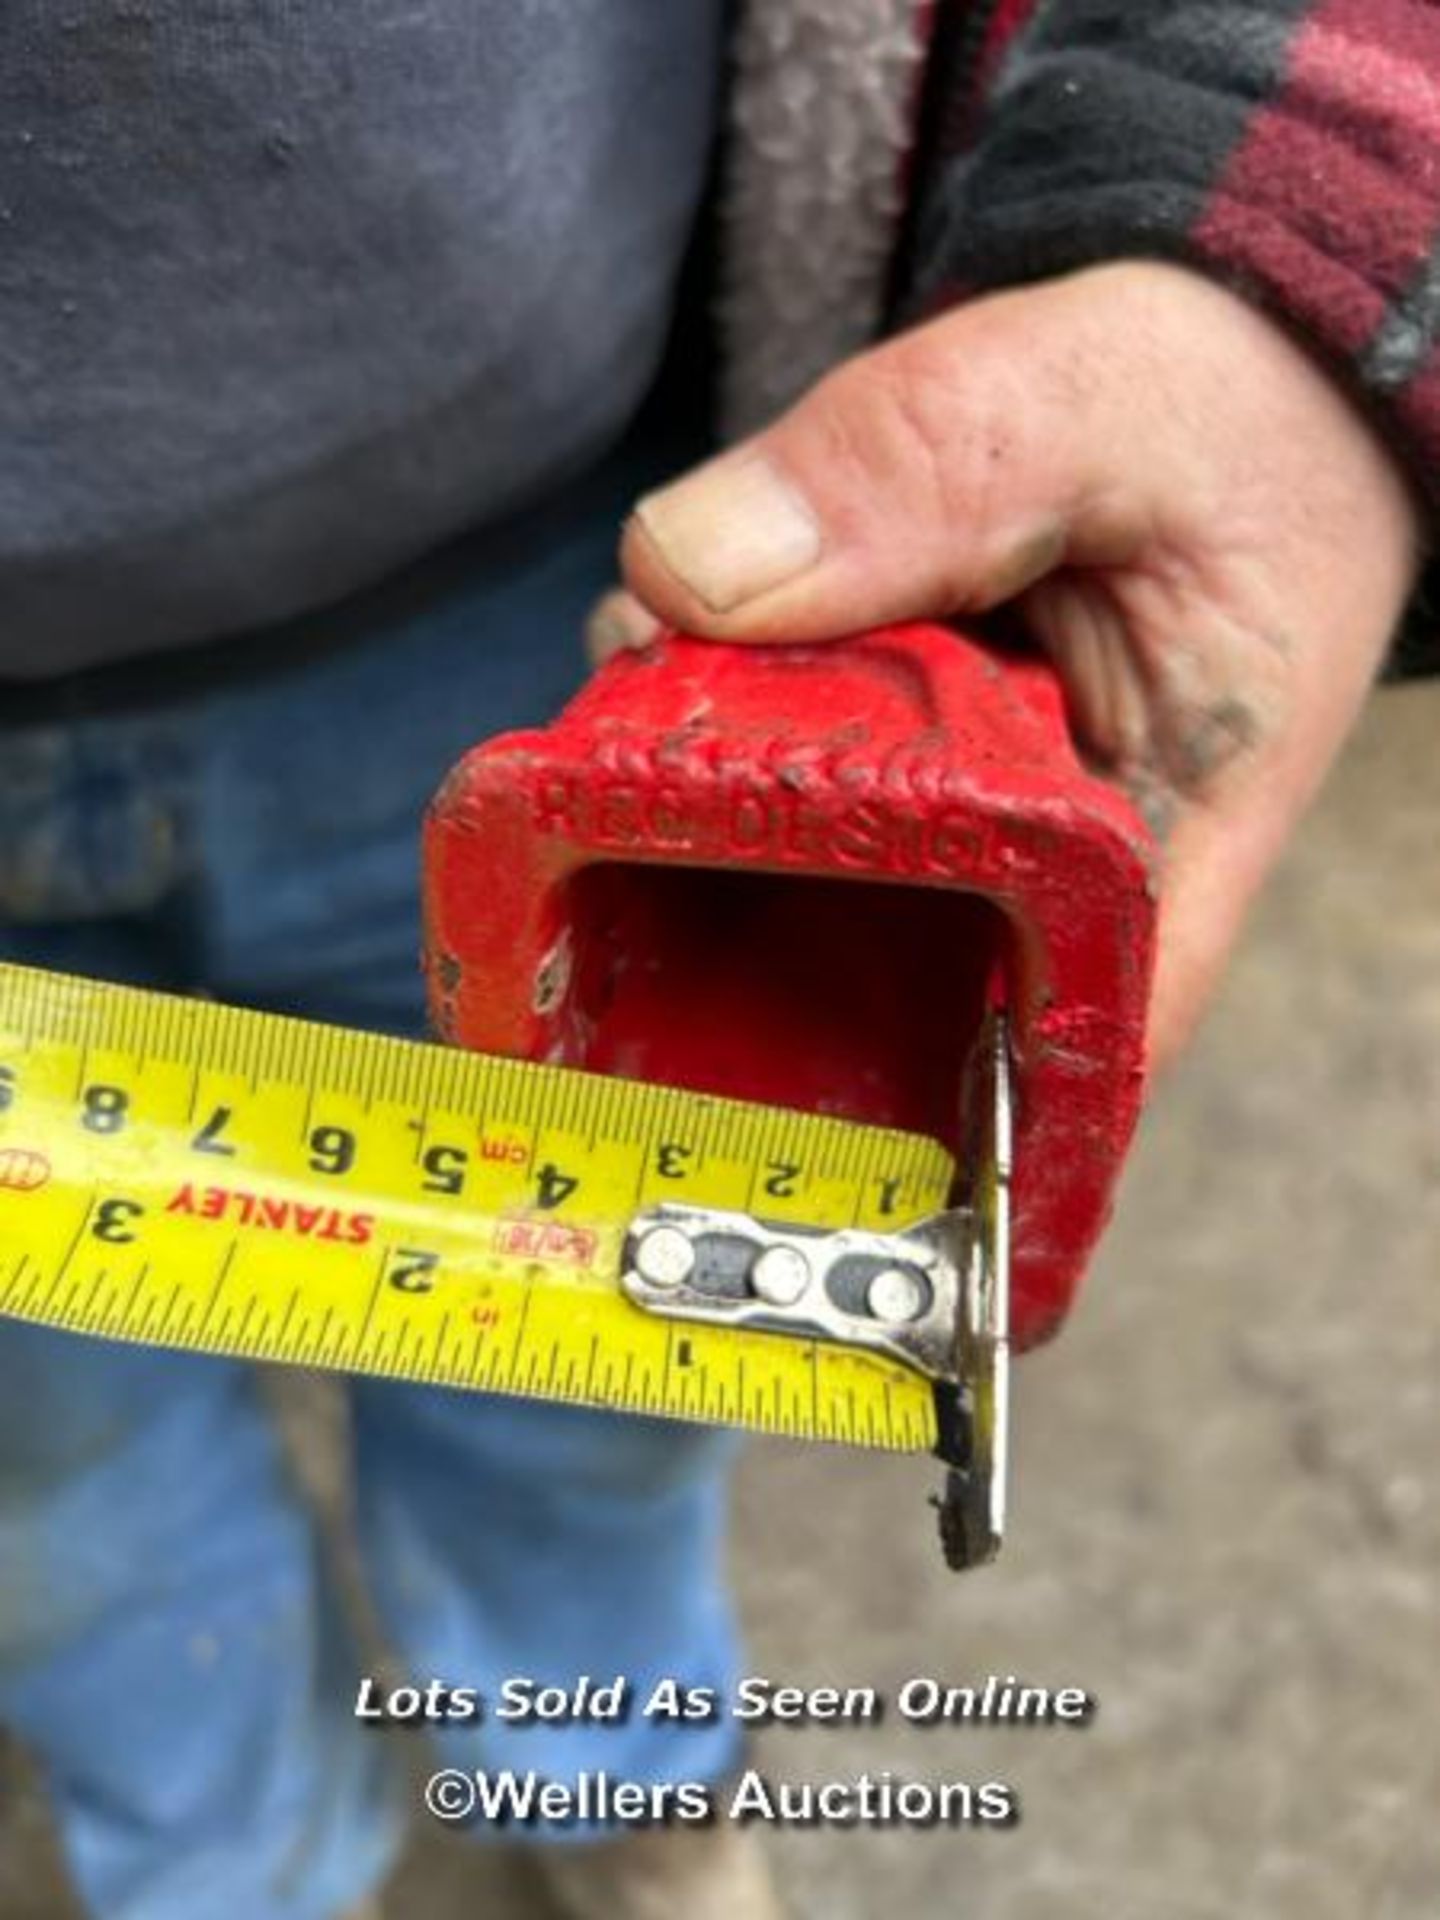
[{"left": 0, "top": 966, "right": 988, "bottom": 1512}]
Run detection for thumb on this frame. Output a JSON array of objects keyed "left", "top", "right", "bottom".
[{"left": 621, "top": 291, "right": 1120, "bottom": 643}]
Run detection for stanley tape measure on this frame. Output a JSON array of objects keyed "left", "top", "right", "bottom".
[{"left": 0, "top": 964, "right": 1011, "bottom": 1569}]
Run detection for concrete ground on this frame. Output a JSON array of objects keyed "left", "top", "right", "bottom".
[{"left": 2, "top": 679, "right": 1437, "bottom": 1919}]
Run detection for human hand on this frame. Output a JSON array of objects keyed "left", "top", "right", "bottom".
[{"left": 592, "top": 263, "right": 1422, "bottom": 1070}]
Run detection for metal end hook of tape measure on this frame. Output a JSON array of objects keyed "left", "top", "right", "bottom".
[
  {"left": 0, "top": 961, "right": 998, "bottom": 1573},
  {"left": 623, "top": 1017, "right": 1013, "bottom": 1571}
]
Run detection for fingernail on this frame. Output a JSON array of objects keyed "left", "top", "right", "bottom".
[
  {"left": 633, "top": 454, "right": 823, "bottom": 613},
  {"left": 585, "top": 591, "right": 660, "bottom": 665}
]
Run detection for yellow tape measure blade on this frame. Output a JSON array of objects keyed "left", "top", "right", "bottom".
[{"left": 0, "top": 964, "right": 952, "bottom": 1451}]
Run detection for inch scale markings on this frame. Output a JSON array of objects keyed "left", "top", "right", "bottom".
[{"left": 0, "top": 964, "right": 956, "bottom": 1450}]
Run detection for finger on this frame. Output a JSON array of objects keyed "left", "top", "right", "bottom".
[
  {"left": 1135, "top": 635, "right": 1393, "bottom": 1076},
  {"left": 620, "top": 289, "right": 1129, "bottom": 644},
  {"left": 584, "top": 589, "right": 660, "bottom": 667},
  {"left": 1144, "top": 807, "right": 1270, "bottom": 1075}
]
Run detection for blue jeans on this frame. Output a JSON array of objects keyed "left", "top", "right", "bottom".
[{"left": 0, "top": 467, "right": 741, "bottom": 1919}]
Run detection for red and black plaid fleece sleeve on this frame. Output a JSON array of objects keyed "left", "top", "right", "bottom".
[{"left": 907, "top": 0, "right": 1440, "bottom": 673}]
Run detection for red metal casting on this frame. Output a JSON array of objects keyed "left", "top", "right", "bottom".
[{"left": 423, "top": 624, "right": 1157, "bottom": 1348}]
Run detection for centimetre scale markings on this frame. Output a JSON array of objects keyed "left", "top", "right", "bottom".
[{"left": 0, "top": 964, "right": 952, "bottom": 1452}]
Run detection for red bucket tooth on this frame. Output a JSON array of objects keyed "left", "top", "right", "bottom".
[{"left": 423, "top": 624, "right": 1156, "bottom": 1349}]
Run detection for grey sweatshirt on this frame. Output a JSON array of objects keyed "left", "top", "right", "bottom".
[{"left": 0, "top": 1, "right": 723, "bottom": 678}]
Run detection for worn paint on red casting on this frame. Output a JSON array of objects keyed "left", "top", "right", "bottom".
[{"left": 423, "top": 624, "right": 1156, "bottom": 1349}]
